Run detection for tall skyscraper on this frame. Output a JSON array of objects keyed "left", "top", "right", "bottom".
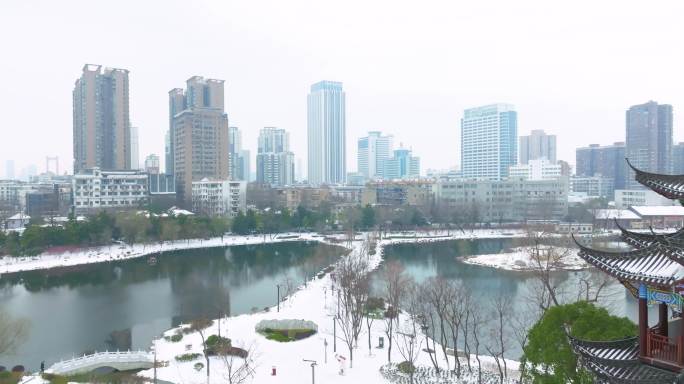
[
  {"left": 166, "top": 88, "right": 185, "bottom": 176},
  {"left": 130, "top": 127, "right": 139, "bottom": 169},
  {"left": 228, "top": 126, "right": 249, "bottom": 181},
  {"left": 256, "top": 127, "right": 295, "bottom": 186},
  {"left": 5, "top": 160, "right": 15, "bottom": 180},
  {"left": 626, "top": 101, "right": 673, "bottom": 189},
  {"left": 461, "top": 104, "right": 518, "bottom": 180},
  {"left": 383, "top": 146, "right": 420, "bottom": 180},
  {"left": 238, "top": 149, "right": 251, "bottom": 182},
  {"left": 576, "top": 142, "right": 627, "bottom": 190},
  {"left": 165, "top": 130, "right": 172, "bottom": 175},
  {"left": 73, "top": 64, "right": 131, "bottom": 172},
  {"left": 674, "top": 142, "right": 684, "bottom": 174},
  {"left": 519, "top": 129, "right": 556, "bottom": 164},
  {"left": 144, "top": 154, "right": 160, "bottom": 174},
  {"left": 307, "top": 81, "right": 346, "bottom": 185},
  {"left": 169, "top": 76, "right": 229, "bottom": 204},
  {"left": 358, "top": 131, "right": 393, "bottom": 180}
]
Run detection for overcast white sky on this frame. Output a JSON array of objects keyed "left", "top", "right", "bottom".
[{"left": 1, "top": 0, "right": 684, "bottom": 178}]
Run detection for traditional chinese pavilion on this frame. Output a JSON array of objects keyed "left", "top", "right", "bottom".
[{"left": 570, "top": 160, "right": 684, "bottom": 383}]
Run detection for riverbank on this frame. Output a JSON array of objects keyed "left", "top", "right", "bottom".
[
  {"left": 0, "top": 229, "right": 526, "bottom": 275},
  {"left": 133, "top": 233, "right": 522, "bottom": 384},
  {"left": 462, "top": 246, "right": 587, "bottom": 271}
]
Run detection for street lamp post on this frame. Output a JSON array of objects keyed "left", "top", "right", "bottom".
[
  {"left": 277, "top": 284, "right": 281, "bottom": 312},
  {"left": 151, "top": 345, "right": 157, "bottom": 384},
  {"left": 303, "top": 360, "right": 317, "bottom": 384}
]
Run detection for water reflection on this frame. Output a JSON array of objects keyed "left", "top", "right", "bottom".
[
  {"left": 0, "top": 242, "right": 345, "bottom": 370},
  {"left": 375, "top": 239, "right": 638, "bottom": 359}
]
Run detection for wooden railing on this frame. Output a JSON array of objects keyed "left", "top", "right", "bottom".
[{"left": 647, "top": 331, "right": 684, "bottom": 366}]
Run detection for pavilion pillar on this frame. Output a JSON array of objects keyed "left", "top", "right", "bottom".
[
  {"left": 638, "top": 285, "right": 649, "bottom": 357},
  {"left": 659, "top": 303, "right": 668, "bottom": 337}
]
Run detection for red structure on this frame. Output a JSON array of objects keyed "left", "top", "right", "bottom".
[{"left": 570, "top": 161, "right": 684, "bottom": 383}]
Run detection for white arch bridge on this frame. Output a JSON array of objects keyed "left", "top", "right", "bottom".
[{"left": 45, "top": 350, "right": 154, "bottom": 376}]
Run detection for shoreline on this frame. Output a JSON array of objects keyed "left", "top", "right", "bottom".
[
  {"left": 136, "top": 231, "right": 524, "bottom": 384},
  {"left": 14, "top": 229, "right": 535, "bottom": 383},
  {"left": 1, "top": 229, "right": 528, "bottom": 275}
]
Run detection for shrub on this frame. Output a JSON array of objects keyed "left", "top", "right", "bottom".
[
  {"left": 265, "top": 331, "right": 292, "bottom": 342},
  {"left": 205, "top": 335, "right": 232, "bottom": 355},
  {"left": 193, "top": 362, "right": 204, "bottom": 372},
  {"left": 164, "top": 333, "right": 183, "bottom": 342},
  {"left": 261, "top": 328, "right": 316, "bottom": 342},
  {"left": 175, "top": 353, "right": 202, "bottom": 362},
  {"left": 397, "top": 361, "right": 415, "bottom": 374}
]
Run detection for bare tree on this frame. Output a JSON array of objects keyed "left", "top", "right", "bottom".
[
  {"left": 511, "top": 309, "right": 536, "bottom": 384},
  {"left": 524, "top": 227, "right": 569, "bottom": 310},
  {"left": 445, "top": 281, "right": 466, "bottom": 376},
  {"left": 418, "top": 277, "right": 452, "bottom": 372},
  {"left": 394, "top": 282, "right": 423, "bottom": 384},
  {"left": 364, "top": 296, "right": 383, "bottom": 356},
  {"left": 485, "top": 294, "right": 512, "bottom": 383},
  {"left": 381, "top": 260, "right": 410, "bottom": 364},
  {"left": 470, "top": 300, "right": 485, "bottom": 384},
  {"left": 0, "top": 310, "right": 29, "bottom": 357},
  {"left": 219, "top": 342, "right": 259, "bottom": 384},
  {"left": 191, "top": 318, "right": 214, "bottom": 384},
  {"left": 333, "top": 253, "right": 370, "bottom": 368}
]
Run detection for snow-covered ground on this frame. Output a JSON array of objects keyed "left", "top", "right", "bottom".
[
  {"left": 136, "top": 233, "right": 522, "bottom": 384},
  {"left": 12, "top": 229, "right": 528, "bottom": 384},
  {"left": 462, "top": 246, "right": 588, "bottom": 271},
  {"left": 0, "top": 229, "right": 525, "bottom": 275},
  {"left": 0, "top": 233, "right": 321, "bottom": 275}
]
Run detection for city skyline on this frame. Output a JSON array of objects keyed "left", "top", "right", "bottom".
[{"left": 2, "top": 1, "right": 684, "bottom": 177}]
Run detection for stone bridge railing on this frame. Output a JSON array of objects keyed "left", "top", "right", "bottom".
[{"left": 46, "top": 350, "right": 153, "bottom": 376}]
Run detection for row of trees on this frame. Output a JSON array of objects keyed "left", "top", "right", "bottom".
[
  {"left": 332, "top": 236, "right": 515, "bottom": 384},
  {"left": 381, "top": 262, "right": 515, "bottom": 384},
  {"left": 0, "top": 211, "right": 231, "bottom": 256},
  {"left": 327, "top": 228, "right": 635, "bottom": 384},
  {"left": 518, "top": 227, "right": 635, "bottom": 383}
]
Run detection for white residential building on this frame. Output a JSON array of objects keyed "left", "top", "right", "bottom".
[
  {"left": 433, "top": 178, "right": 568, "bottom": 222},
  {"left": 508, "top": 158, "right": 562, "bottom": 181},
  {"left": 256, "top": 127, "right": 295, "bottom": 186},
  {"left": 614, "top": 189, "right": 676, "bottom": 208},
  {"left": 191, "top": 179, "right": 246, "bottom": 217},
  {"left": 570, "top": 175, "right": 614, "bottom": 199},
  {"left": 519, "top": 129, "right": 556, "bottom": 164},
  {"left": 72, "top": 168, "right": 148, "bottom": 214},
  {"left": 357, "top": 131, "right": 393, "bottom": 180},
  {"left": 307, "top": 81, "right": 346, "bottom": 185},
  {"left": 144, "top": 154, "right": 160, "bottom": 174},
  {"left": 130, "top": 126, "right": 140, "bottom": 169},
  {"left": 461, "top": 104, "right": 517, "bottom": 181}
]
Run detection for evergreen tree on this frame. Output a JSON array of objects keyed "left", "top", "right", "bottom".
[{"left": 523, "top": 301, "right": 637, "bottom": 384}]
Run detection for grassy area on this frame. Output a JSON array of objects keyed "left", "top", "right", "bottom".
[
  {"left": 41, "top": 370, "right": 147, "bottom": 384},
  {"left": 258, "top": 328, "right": 317, "bottom": 342},
  {"left": 0, "top": 371, "right": 22, "bottom": 384}
]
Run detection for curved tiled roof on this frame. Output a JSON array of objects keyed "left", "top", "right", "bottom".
[
  {"left": 569, "top": 336, "right": 678, "bottom": 383},
  {"left": 627, "top": 158, "right": 684, "bottom": 200},
  {"left": 615, "top": 221, "right": 684, "bottom": 249},
  {"left": 573, "top": 237, "right": 684, "bottom": 287}
]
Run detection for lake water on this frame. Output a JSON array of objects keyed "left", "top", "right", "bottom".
[
  {"left": 375, "top": 239, "right": 644, "bottom": 359},
  {"left": 0, "top": 242, "right": 346, "bottom": 370},
  {"left": 1, "top": 238, "right": 645, "bottom": 370}
]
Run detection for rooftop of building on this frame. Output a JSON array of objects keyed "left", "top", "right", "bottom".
[
  {"left": 310, "top": 80, "right": 343, "bottom": 92},
  {"left": 631, "top": 205, "right": 684, "bottom": 217}
]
